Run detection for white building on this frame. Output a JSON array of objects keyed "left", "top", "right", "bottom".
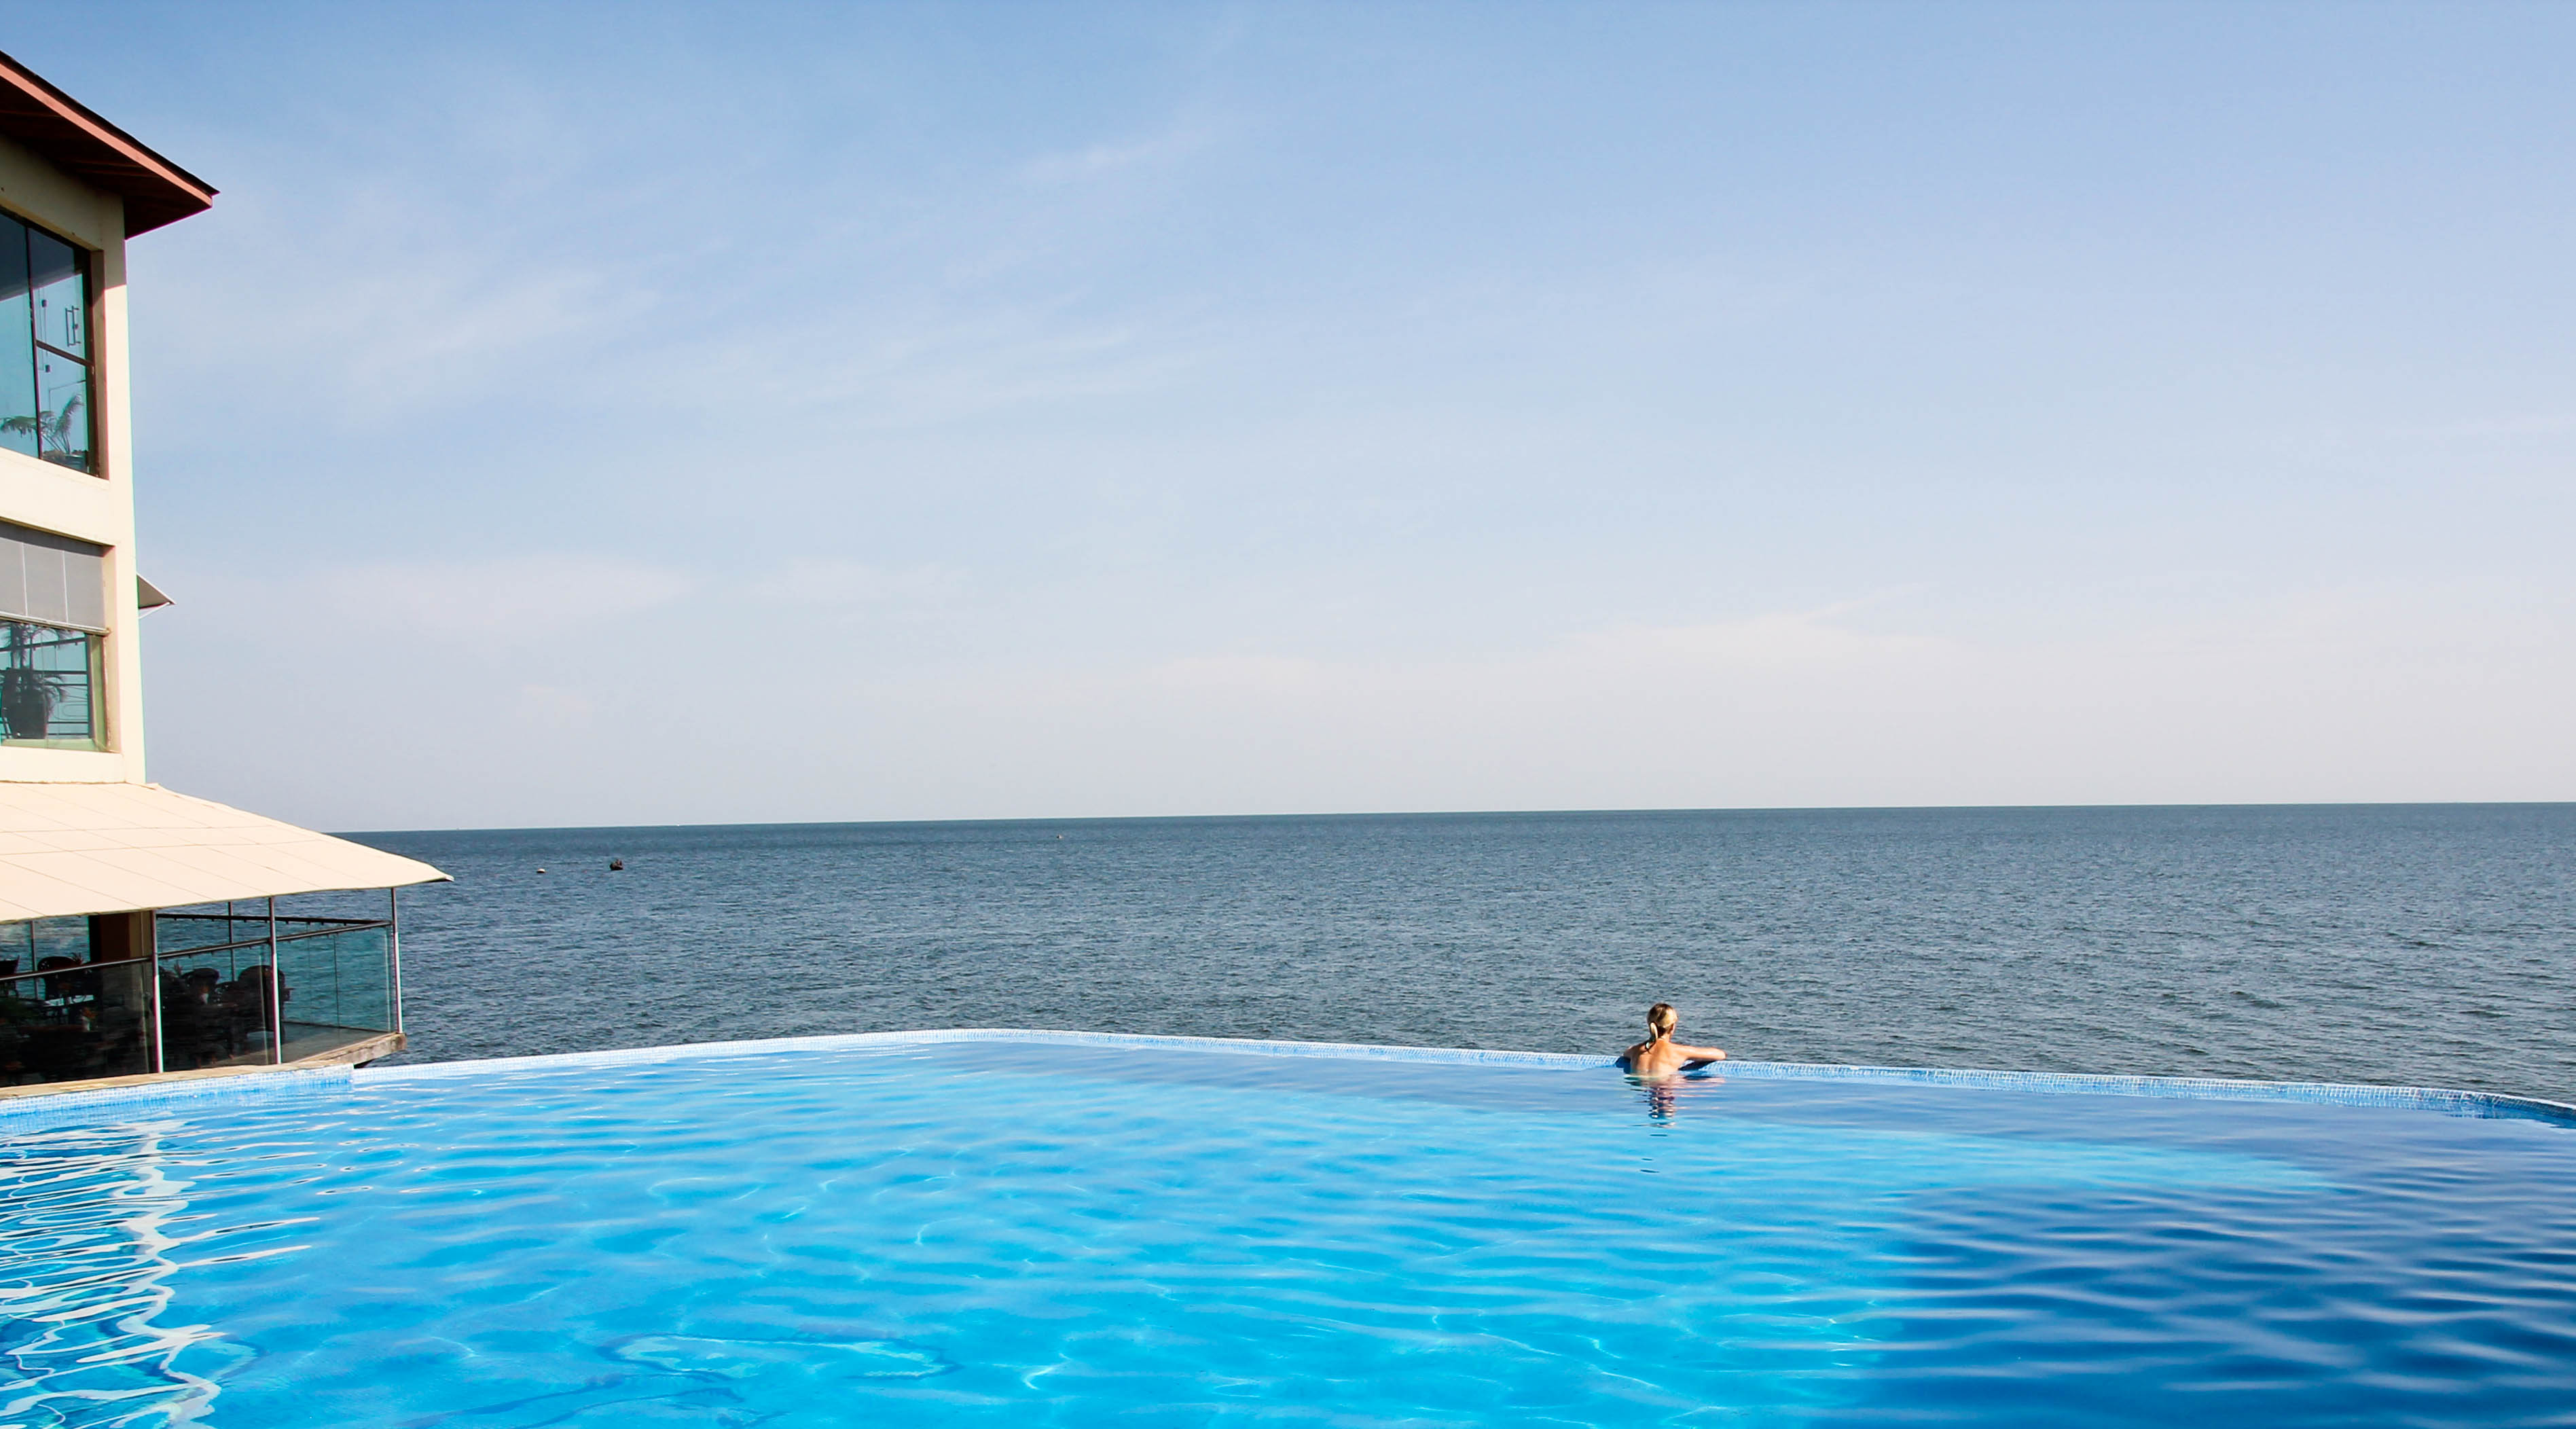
[{"left": 0, "top": 51, "right": 444, "bottom": 1091}]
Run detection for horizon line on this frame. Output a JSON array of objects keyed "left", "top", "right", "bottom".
[{"left": 336, "top": 797, "right": 2576, "bottom": 839}]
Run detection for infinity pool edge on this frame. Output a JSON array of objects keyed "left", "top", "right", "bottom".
[{"left": 3, "top": 1027, "right": 2571, "bottom": 1130}]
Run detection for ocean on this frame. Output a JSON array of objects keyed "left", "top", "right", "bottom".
[{"left": 352, "top": 803, "right": 2576, "bottom": 1102}]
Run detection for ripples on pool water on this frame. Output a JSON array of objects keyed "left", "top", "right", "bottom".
[
  {"left": 2, "top": 1038, "right": 2571, "bottom": 1427},
  {"left": 359, "top": 803, "right": 2576, "bottom": 1101}
]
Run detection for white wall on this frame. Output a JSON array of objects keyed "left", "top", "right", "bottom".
[{"left": 0, "top": 134, "right": 146, "bottom": 784}]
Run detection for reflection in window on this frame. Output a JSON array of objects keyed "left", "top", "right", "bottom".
[
  {"left": 0, "top": 618, "right": 101, "bottom": 746},
  {"left": 0, "top": 916, "right": 151, "bottom": 1086},
  {"left": 0, "top": 215, "right": 92, "bottom": 473},
  {"left": 33, "top": 350, "right": 87, "bottom": 468},
  {"left": 155, "top": 897, "right": 402, "bottom": 1073},
  {"left": 0, "top": 232, "right": 29, "bottom": 463},
  {"left": 0, "top": 897, "right": 406, "bottom": 1087}
]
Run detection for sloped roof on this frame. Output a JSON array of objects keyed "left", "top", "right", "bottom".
[
  {"left": 0, "top": 782, "right": 446, "bottom": 922},
  {"left": 0, "top": 50, "right": 215, "bottom": 236}
]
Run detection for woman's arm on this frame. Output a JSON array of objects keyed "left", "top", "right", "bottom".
[{"left": 1675, "top": 1042, "right": 1726, "bottom": 1061}]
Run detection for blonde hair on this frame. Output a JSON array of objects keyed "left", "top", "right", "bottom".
[{"left": 1646, "top": 1002, "right": 1677, "bottom": 1036}]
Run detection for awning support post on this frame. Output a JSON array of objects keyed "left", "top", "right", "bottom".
[
  {"left": 388, "top": 886, "right": 403, "bottom": 1037},
  {"left": 266, "top": 897, "right": 282, "bottom": 1066},
  {"left": 145, "top": 907, "right": 162, "bottom": 1074}
]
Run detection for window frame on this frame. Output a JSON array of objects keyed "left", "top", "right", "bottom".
[
  {"left": 0, "top": 207, "right": 99, "bottom": 477},
  {"left": 0, "top": 617, "right": 105, "bottom": 750}
]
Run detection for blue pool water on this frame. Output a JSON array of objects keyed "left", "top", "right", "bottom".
[{"left": 3, "top": 1032, "right": 2574, "bottom": 1427}]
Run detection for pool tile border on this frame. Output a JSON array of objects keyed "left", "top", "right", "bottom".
[
  {"left": 4, "top": 1028, "right": 2571, "bottom": 1131},
  {"left": 0, "top": 1064, "right": 353, "bottom": 1131}
]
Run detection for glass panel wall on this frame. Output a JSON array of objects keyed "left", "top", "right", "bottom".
[
  {"left": 0, "top": 917, "right": 153, "bottom": 1086},
  {"left": 276, "top": 924, "right": 396, "bottom": 1062},
  {"left": 0, "top": 912, "right": 91, "bottom": 976},
  {"left": 0, "top": 894, "right": 405, "bottom": 1087},
  {"left": 156, "top": 894, "right": 401, "bottom": 1072},
  {"left": 154, "top": 907, "right": 282, "bottom": 1071}
]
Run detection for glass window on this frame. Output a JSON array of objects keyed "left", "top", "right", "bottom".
[
  {"left": 33, "top": 348, "right": 88, "bottom": 470},
  {"left": 26, "top": 230, "right": 85, "bottom": 359},
  {"left": 0, "top": 217, "right": 31, "bottom": 463},
  {"left": 0, "top": 617, "right": 102, "bottom": 746},
  {"left": 0, "top": 215, "right": 93, "bottom": 474}
]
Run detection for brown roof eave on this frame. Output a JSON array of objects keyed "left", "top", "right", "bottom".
[{"left": 0, "top": 49, "right": 215, "bottom": 237}]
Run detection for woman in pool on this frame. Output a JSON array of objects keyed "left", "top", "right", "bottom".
[{"left": 1622, "top": 1002, "right": 1726, "bottom": 1077}]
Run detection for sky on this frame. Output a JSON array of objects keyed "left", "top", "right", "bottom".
[{"left": 11, "top": 1, "right": 2575, "bottom": 829}]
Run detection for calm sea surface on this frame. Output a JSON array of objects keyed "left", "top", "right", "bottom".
[{"left": 350, "top": 805, "right": 2576, "bottom": 1102}]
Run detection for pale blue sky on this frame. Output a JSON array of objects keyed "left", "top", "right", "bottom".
[{"left": 16, "top": 2, "right": 2575, "bottom": 828}]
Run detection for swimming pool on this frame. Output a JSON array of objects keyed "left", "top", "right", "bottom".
[{"left": 3, "top": 1030, "right": 2572, "bottom": 1427}]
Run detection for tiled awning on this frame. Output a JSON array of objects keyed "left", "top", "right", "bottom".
[{"left": 0, "top": 782, "right": 446, "bottom": 922}]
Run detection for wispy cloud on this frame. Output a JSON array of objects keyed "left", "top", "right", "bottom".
[
  {"left": 2388, "top": 412, "right": 2576, "bottom": 441},
  {"left": 318, "top": 555, "right": 695, "bottom": 643},
  {"left": 1020, "top": 124, "right": 1220, "bottom": 185},
  {"left": 750, "top": 558, "right": 966, "bottom": 611},
  {"left": 515, "top": 683, "right": 598, "bottom": 729},
  {"left": 151, "top": 218, "right": 664, "bottom": 430}
]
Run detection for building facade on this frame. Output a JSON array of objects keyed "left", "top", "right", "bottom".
[{"left": 0, "top": 52, "right": 444, "bottom": 1092}]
